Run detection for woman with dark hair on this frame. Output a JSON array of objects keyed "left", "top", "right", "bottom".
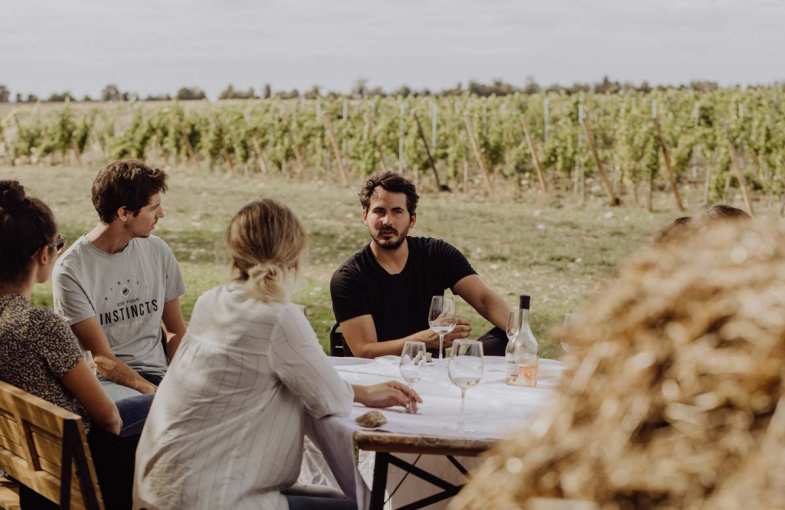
[{"left": 0, "top": 180, "right": 150, "bottom": 510}]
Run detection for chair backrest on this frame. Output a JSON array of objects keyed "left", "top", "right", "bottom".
[
  {"left": 0, "top": 380, "right": 104, "bottom": 510},
  {"left": 329, "top": 323, "right": 350, "bottom": 357}
]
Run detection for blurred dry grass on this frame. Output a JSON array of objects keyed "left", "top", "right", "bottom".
[{"left": 453, "top": 219, "right": 785, "bottom": 509}]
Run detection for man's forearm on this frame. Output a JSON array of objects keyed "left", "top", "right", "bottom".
[
  {"left": 351, "top": 329, "right": 439, "bottom": 358},
  {"left": 352, "top": 338, "right": 411, "bottom": 358},
  {"left": 481, "top": 292, "right": 512, "bottom": 331},
  {"left": 94, "top": 355, "right": 156, "bottom": 394},
  {"left": 165, "top": 331, "right": 184, "bottom": 361}
]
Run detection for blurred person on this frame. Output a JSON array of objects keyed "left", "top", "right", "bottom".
[
  {"left": 655, "top": 204, "right": 750, "bottom": 245},
  {"left": 330, "top": 171, "right": 511, "bottom": 358},
  {"left": 134, "top": 198, "right": 421, "bottom": 510},
  {"left": 452, "top": 219, "right": 785, "bottom": 509},
  {"left": 705, "top": 203, "right": 751, "bottom": 220},
  {"left": 53, "top": 160, "right": 187, "bottom": 401},
  {"left": 0, "top": 180, "right": 152, "bottom": 510},
  {"left": 654, "top": 215, "right": 692, "bottom": 244}
]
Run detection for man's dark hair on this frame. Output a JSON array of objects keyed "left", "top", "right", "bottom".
[
  {"left": 706, "top": 204, "right": 751, "bottom": 220},
  {"left": 92, "top": 160, "right": 168, "bottom": 224},
  {"left": 359, "top": 171, "right": 419, "bottom": 216},
  {"left": 0, "top": 180, "right": 57, "bottom": 283}
]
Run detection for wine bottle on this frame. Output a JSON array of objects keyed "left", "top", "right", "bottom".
[{"left": 508, "top": 295, "right": 539, "bottom": 387}]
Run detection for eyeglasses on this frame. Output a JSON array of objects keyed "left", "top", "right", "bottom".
[{"left": 49, "top": 234, "right": 66, "bottom": 254}]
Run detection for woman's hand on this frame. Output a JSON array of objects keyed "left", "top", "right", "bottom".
[{"left": 353, "top": 381, "right": 422, "bottom": 413}]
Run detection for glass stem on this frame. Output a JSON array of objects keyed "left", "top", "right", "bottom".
[
  {"left": 439, "top": 333, "right": 444, "bottom": 359},
  {"left": 459, "top": 388, "right": 466, "bottom": 430}
]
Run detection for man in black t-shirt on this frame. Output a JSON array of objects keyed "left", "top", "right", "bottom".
[{"left": 330, "top": 171, "right": 510, "bottom": 358}]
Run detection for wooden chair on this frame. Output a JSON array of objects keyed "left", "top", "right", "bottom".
[{"left": 0, "top": 380, "right": 104, "bottom": 510}]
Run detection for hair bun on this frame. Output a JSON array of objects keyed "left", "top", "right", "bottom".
[
  {"left": 245, "top": 262, "right": 289, "bottom": 303},
  {"left": 247, "top": 262, "right": 282, "bottom": 282},
  {"left": 0, "top": 181, "right": 28, "bottom": 214}
]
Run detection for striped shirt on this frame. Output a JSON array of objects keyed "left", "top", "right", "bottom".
[{"left": 133, "top": 283, "right": 353, "bottom": 510}]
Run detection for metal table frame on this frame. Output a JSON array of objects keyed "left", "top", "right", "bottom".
[{"left": 354, "top": 431, "right": 494, "bottom": 510}]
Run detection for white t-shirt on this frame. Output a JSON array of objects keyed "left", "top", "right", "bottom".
[
  {"left": 52, "top": 235, "right": 186, "bottom": 377},
  {"left": 133, "top": 283, "right": 354, "bottom": 510}
]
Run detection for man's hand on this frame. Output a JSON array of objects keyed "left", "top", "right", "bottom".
[
  {"left": 72, "top": 318, "right": 158, "bottom": 395},
  {"left": 354, "top": 381, "right": 422, "bottom": 413},
  {"left": 416, "top": 318, "right": 472, "bottom": 350},
  {"left": 443, "top": 318, "right": 472, "bottom": 344},
  {"left": 94, "top": 355, "right": 157, "bottom": 395}
]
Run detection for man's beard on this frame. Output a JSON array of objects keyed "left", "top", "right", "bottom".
[{"left": 372, "top": 227, "right": 408, "bottom": 251}]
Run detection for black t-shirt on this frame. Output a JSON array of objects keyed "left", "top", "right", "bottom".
[{"left": 330, "top": 236, "right": 476, "bottom": 342}]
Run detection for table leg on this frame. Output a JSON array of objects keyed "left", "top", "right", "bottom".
[{"left": 370, "top": 452, "right": 390, "bottom": 510}]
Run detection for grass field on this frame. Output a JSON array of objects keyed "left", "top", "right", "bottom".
[{"left": 2, "top": 163, "right": 733, "bottom": 357}]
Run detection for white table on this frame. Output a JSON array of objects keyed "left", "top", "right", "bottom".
[{"left": 302, "top": 356, "right": 563, "bottom": 510}]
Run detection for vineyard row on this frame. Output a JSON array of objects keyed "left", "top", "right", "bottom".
[{"left": 2, "top": 89, "right": 785, "bottom": 211}]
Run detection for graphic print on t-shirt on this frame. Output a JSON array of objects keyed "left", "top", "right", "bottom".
[{"left": 99, "top": 278, "right": 159, "bottom": 327}]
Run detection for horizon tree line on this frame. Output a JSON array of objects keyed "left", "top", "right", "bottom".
[{"left": 2, "top": 77, "right": 779, "bottom": 105}]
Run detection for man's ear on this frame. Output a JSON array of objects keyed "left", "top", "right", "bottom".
[
  {"left": 117, "top": 206, "right": 130, "bottom": 223},
  {"left": 410, "top": 213, "right": 416, "bottom": 229},
  {"left": 361, "top": 208, "right": 368, "bottom": 222}
]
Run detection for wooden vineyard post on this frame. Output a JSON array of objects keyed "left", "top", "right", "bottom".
[
  {"left": 653, "top": 119, "right": 686, "bottom": 212},
  {"left": 462, "top": 113, "right": 494, "bottom": 195},
  {"left": 519, "top": 116, "right": 548, "bottom": 193},
  {"left": 580, "top": 108, "right": 620, "bottom": 206},
  {"left": 463, "top": 159, "right": 469, "bottom": 193},
  {"left": 323, "top": 114, "right": 348, "bottom": 186},
  {"left": 398, "top": 100, "right": 406, "bottom": 173},
  {"left": 413, "top": 113, "right": 449, "bottom": 191},
  {"left": 701, "top": 146, "right": 712, "bottom": 206},
  {"left": 729, "top": 148, "right": 754, "bottom": 216},
  {"left": 254, "top": 143, "right": 269, "bottom": 175},
  {"left": 431, "top": 100, "right": 438, "bottom": 151},
  {"left": 291, "top": 142, "right": 306, "bottom": 176}
]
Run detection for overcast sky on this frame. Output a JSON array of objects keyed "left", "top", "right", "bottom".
[{"left": 2, "top": 0, "right": 784, "bottom": 99}]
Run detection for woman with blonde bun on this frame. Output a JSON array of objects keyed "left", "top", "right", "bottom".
[{"left": 134, "top": 199, "right": 421, "bottom": 510}]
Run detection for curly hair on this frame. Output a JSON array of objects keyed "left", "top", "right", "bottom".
[
  {"left": 92, "top": 160, "right": 168, "bottom": 224},
  {"left": 358, "top": 171, "right": 419, "bottom": 216},
  {"left": 455, "top": 220, "right": 785, "bottom": 510}
]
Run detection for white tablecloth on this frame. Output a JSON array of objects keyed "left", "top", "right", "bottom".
[{"left": 302, "top": 356, "right": 563, "bottom": 509}]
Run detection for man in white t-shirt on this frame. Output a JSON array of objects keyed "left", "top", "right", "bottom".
[{"left": 53, "top": 160, "right": 187, "bottom": 400}]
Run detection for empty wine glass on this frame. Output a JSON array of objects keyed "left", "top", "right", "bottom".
[
  {"left": 506, "top": 309, "right": 521, "bottom": 343},
  {"left": 83, "top": 350, "right": 97, "bottom": 377},
  {"left": 428, "top": 295, "right": 456, "bottom": 360},
  {"left": 504, "top": 309, "right": 522, "bottom": 383},
  {"left": 399, "top": 341, "right": 427, "bottom": 386},
  {"left": 448, "top": 339, "right": 484, "bottom": 431},
  {"left": 561, "top": 311, "right": 574, "bottom": 354}
]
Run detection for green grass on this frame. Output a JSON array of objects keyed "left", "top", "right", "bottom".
[{"left": 4, "top": 163, "right": 722, "bottom": 358}]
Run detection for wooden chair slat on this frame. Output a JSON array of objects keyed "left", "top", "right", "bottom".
[
  {"left": 0, "top": 380, "right": 105, "bottom": 510},
  {"left": 0, "top": 412, "right": 25, "bottom": 458}
]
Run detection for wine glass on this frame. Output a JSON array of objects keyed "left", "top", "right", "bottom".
[
  {"left": 561, "top": 311, "right": 574, "bottom": 355},
  {"left": 399, "top": 341, "right": 427, "bottom": 386},
  {"left": 506, "top": 309, "right": 521, "bottom": 343},
  {"left": 448, "top": 339, "right": 484, "bottom": 431},
  {"left": 84, "top": 350, "right": 97, "bottom": 377},
  {"left": 504, "top": 309, "right": 521, "bottom": 383},
  {"left": 428, "top": 295, "right": 456, "bottom": 360}
]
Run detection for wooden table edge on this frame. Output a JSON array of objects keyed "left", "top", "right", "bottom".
[{"left": 353, "top": 430, "right": 495, "bottom": 457}]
